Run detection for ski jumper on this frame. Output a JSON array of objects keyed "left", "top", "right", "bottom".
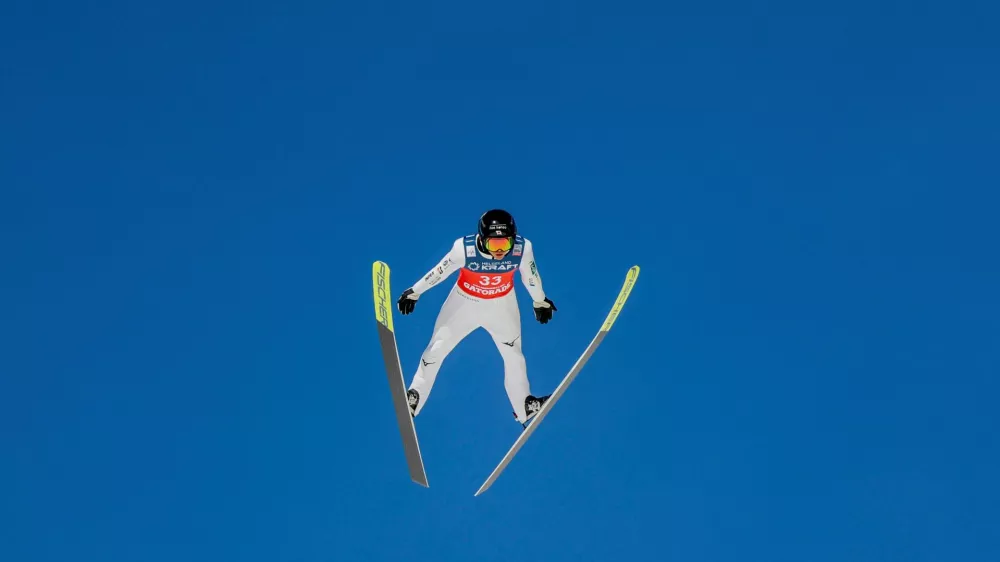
[{"left": 407, "top": 234, "right": 548, "bottom": 422}]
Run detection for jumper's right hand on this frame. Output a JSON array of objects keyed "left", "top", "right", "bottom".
[{"left": 397, "top": 288, "right": 418, "bottom": 315}]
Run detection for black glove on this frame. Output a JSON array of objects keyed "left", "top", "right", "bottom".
[
  {"left": 533, "top": 298, "right": 556, "bottom": 324},
  {"left": 397, "top": 288, "right": 417, "bottom": 315}
]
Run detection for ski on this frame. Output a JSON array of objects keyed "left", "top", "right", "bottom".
[
  {"left": 372, "top": 260, "right": 429, "bottom": 487},
  {"left": 474, "top": 265, "right": 640, "bottom": 496}
]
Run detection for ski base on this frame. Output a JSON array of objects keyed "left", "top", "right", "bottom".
[
  {"left": 372, "top": 260, "right": 429, "bottom": 487},
  {"left": 474, "top": 265, "right": 640, "bottom": 496}
]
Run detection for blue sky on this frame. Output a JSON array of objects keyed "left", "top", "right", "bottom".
[{"left": 2, "top": 1, "right": 998, "bottom": 560}]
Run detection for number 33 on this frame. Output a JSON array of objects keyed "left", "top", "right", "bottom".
[{"left": 479, "top": 275, "right": 502, "bottom": 286}]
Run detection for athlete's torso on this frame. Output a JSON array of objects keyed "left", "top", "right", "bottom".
[{"left": 456, "top": 234, "right": 524, "bottom": 299}]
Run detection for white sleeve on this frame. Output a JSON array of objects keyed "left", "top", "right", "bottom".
[
  {"left": 518, "top": 239, "right": 547, "bottom": 303},
  {"left": 411, "top": 238, "right": 466, "bottom": 296}
]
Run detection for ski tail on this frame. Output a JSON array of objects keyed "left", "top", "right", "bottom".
[
  {"left": 372, "top": 260, "right": 429, "bottom": 487},
  {"left": 474, "top": 265, "right": 640, "bottom": 496}
]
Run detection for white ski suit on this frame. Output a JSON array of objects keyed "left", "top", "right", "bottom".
[{"left": 403, "top": 234, "right": 549, "bottom": 422}]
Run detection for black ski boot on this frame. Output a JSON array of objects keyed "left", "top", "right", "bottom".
[
  {"left": 407, "top": 389, "right": 420, "bottom": 417},
  {"left": 513, "top": 394, "right": 550, "bottom": 428}
]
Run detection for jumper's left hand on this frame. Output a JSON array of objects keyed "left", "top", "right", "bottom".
[{"left": 533, "top": 298, "right": 556, "bottom": 324}]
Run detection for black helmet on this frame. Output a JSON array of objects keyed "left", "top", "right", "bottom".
[{"left": 478, "top": 209, "right": 517, "bottom": 240}]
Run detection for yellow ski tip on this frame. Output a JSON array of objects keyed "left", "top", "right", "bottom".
[
  {"left": 372, "top": 260, "right": 394, "bottom": 332},
  {"left": 599, "top": 265, "right": 639, "bottom": 332}
]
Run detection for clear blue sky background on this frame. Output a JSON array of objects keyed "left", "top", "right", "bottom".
[{"left": 2, "top": 1, "right": 998, "bottom": 561}]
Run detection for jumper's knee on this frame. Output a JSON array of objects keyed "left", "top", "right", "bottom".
[{"left": 422, "top": 328, "right": 456, "bottom": 363}]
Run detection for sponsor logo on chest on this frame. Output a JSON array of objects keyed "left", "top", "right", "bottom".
[
  {"left": 461, "top": 280, "right": 514, "bottom": 296},
  {"left": 466, "top": 260, "right": 519, "bottom": 272}
]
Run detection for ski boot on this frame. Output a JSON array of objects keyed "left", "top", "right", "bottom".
[
  {"left": 513, "top": 394, "right": 550, "bottom": 429},
  {"left": 407, "top": 389, "right": 420, "bottom": 418}
]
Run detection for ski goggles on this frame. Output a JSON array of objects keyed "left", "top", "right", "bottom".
[{"left": 484, "top": 236, "right": 513, "bottom": 252}]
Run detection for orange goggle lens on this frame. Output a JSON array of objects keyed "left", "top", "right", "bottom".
[{"left": 485, "top": 237, "right": 513, "bottom": 252}]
